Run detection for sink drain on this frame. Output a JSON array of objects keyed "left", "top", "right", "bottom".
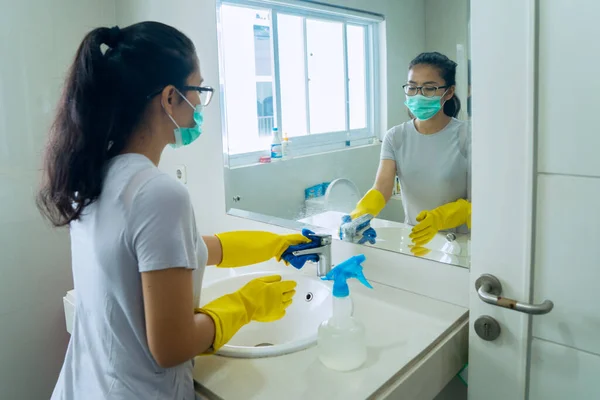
[
  {"left": 305, "top": 292, "right": 313, "bottom": 302},
  {"left": 254, "top": 343, "right": 274, "bottom": 347}
]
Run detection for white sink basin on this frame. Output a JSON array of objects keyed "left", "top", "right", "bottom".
[{"left": 199, "top": 271, "right": 332, "bottom": 358}]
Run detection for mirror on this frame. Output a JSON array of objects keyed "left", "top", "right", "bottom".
[{"left": 218, "top": 0, "right": 471, "bottom": 268}]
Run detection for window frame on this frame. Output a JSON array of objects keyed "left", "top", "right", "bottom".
[{"left": 217, "top": 0, "right": 383, "bottom": 168}]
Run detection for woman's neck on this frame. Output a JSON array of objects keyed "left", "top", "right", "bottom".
[
  {"left": 122, "top": 126, "right": 166, "bottom": 166},
  {"left": 414, "top": 112, "right": 452, "bottom": 135}
]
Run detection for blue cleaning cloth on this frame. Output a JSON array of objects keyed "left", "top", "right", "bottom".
[
  {"left": 339, "top": 215, "right": 377, "bottom": 245},
  {"left": 281, "top": 228, "right": 322, "bottom": 269}
]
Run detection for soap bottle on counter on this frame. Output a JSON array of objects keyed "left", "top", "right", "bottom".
[
  {"left": 270, "top": 127, "right": 282, "bottom": 162},
  {"left": 318, "top": 254, "right": 373, "bottom": 371}
]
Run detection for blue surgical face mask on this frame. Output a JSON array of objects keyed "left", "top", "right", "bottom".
[
  {"left": 164, "top": 90, "right": 204, "bottom": 148},
  {"left": 404, "top": 91, "right": 448, "bottom": 121}
]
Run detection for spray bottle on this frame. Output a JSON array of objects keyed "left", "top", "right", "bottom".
[{"left": 318, "top": 254, "right": 373, "bottom": 371}]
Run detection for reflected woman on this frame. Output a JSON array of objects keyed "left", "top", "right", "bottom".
[{"left": 345, "top": 52, "right": 471, "bottom": 248}]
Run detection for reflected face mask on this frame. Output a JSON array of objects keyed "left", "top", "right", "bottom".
[{"left": 404, "top": 90, "right": 448, "bottom": 121}]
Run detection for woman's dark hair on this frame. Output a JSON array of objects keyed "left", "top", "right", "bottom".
[
  {"left": 408, "top": 51, "right": 461, "bottom": 118},
  {"left": 37, "top": 22, "right": 197, "bottom": 227}
]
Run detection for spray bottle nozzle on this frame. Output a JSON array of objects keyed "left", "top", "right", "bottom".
[{"left": 321, "top": 254, "right": 373, "bottom": 297}]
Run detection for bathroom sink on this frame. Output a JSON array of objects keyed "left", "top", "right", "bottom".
[
  {"left": 199, "top": 272, "right": 332, "bottom": 358},
  {"left": 194, "top": 271, "right": 470, "bottom": 400}
]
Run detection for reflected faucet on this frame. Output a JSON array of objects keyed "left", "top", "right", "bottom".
[{"left": 292, "top": 233, "right": 332, "bottom": 277}]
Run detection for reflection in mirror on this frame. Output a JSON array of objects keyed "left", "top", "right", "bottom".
[{"left": 218, "top": 0, "right": 471, "bottom": 268}]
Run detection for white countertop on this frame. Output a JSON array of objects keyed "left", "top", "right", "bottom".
[{"left": 193, "top": 262, "right": 468, "bottom": 400}]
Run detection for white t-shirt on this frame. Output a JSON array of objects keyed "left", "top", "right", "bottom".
[
  {"left": 381, "top": 118, "right": 471, "bottom": 232},
  {"left": 51, "top": 153, "right": 208, "bottom": 400}
]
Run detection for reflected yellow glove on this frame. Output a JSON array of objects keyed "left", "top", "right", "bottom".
[
  {"left": 215, "top": 231, "right": 310, "bottom": 268},
  {"left": 409, "top": 199, "right": 471, "bottom": 247},
  {"left": 195, "top": 275, "right": 296, "bottom": 353},
  {"left": 350, "top": 189, "right": 386, "bottom": 219},
  {"left": 409, "top": 245, "right": 431, "bottom": 257}
]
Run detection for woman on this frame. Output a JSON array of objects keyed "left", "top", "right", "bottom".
[
  {"left": 345, "top": 52, "right": 471, "bottom": 248},
  {"left": 38, "top": 22, "right": 311, "bottom": 399}
]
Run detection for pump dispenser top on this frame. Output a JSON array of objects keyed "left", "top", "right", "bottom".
[{"left": 318, "top": 254, "right": 373, "bottom": 371}]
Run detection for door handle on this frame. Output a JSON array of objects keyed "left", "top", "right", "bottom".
[{"left": 475, "top": 274, "right": 554, "bottom": 315}]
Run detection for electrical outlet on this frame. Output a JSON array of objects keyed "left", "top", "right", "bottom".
[{"left": 174, "top": 165, "right": 187, "bottom": 184}]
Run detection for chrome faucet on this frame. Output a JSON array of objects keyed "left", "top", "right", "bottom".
[{"left": 292, "top": 233, "right": 333, "bottom": 277}]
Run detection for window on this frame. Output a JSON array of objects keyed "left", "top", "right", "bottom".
[{"left": 217, "top": 0, "right": 381, "bottom": 167}]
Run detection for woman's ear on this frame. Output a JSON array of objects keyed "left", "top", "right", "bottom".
[
  {"left": 444, "top": 85, "right": 456, "bottom": 101},
  {"left": 160, "top": 85, "right": 177, "bottom": 115}
]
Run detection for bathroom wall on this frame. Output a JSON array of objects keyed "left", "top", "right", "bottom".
[
  {"left": 424, "top": 0, "right": 469, "bottom": 121},
  {"left": 527, "top": 1, "right": 600, "bottom": 397},
  {"left": 424, "top": 0, "right": 469, "bottom": 62},
  {"left": 0, "top": 1, "right": 117, "bottom": 398},
  {"left": 225, "top": 144, "right": 381, "bottom": 219}
]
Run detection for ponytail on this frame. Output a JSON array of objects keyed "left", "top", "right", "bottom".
[
  {"left": 443, "top": 94, "right": 461, "bottom": 118},
  {"left": 37, "top": 22, "right": 197, "bottom": 226}
]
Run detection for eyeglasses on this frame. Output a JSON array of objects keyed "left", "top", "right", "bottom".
[
  {"left": 146, "top": 85, "right": 214, "bottom": 106},
  {"left": 402, "top": 84, "right": 448, "bottom": 98},
  {"left": 181, "top": 86, "right": 214, "bottom": 107}
]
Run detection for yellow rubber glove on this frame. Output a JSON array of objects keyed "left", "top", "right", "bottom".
[
  {"left": 409, "top": 199, "right": 471, "bottom": 247},
  {"left": 350, "top": 189, "right": 386, "bottom": 219},
  {"left": 195, "top": 275, "right": 296, "bottom": 353},
  {"left": 215, "top": 231, "right": 310, "bottom": 268}
]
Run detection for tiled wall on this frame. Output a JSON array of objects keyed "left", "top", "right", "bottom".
[{"left": 529, "top": 1, "right": 600, "bottom": 398}]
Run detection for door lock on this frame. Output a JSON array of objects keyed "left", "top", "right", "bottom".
[{"left": 474, "top": 315, "right": 501, "bottom": 341}]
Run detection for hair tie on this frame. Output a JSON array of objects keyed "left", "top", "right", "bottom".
[{"left": 105, "top": 26, "right": 122, "bottom": 48}]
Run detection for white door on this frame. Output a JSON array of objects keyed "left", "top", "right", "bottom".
[{"left": 469, "top": 1, "right": 600, "bottom": 399}]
